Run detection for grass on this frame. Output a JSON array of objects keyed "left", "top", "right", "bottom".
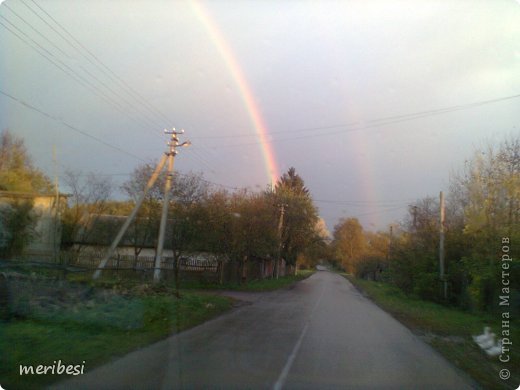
[
  {"left": 1, "top": 265, "right": 314, "bottom": 389},
  {"left": 1, "top": 290, "right": 232, "bottom": 389},
  {"left": 342, "top": 274, "right": 520, "bottom": 390},
  {"left": 178, "top": 269, "right": 316, "bottom": 292}
]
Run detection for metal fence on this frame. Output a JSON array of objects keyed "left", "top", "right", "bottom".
[{"left": 61, "top": 252, "right": 219, "bottom": 273}]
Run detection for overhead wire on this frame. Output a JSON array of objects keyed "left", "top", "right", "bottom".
[
  {"left": 1, "top": 5, "right": 165, "bottom": 134},
  {"left": 349, "top": 205, "right": 408, "bottom": 218},
  {"left": 1, "top": 2, "right": 220, "bottom": 179},
  {"left": 15, "top": 0, "right": 213, "bottom": 172},
  {"left": 0, "top": 89, "right": 146, "bottom": 162},
  {"left": 0, "top": 86, "right": 411, "bottom": 211},
  {"left": 24, "top": 0, "right": 173, "bottom": 128},
  {"left": 195, "top": 93, "right": 520, "bottom": 147},
  {"left": 0, "top": 16, "right": 162, "bottom": 134}
]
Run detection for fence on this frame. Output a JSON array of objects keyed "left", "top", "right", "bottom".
[
  {"left": 7, "top": 251, "right": 290, "bottom": 284},
  {"left": 60, "top": 252, "right": 219, "bottom": 273}
]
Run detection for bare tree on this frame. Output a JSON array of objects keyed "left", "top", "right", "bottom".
[{"left": 61, "top": 170, "right": 113, "bottom": 256}]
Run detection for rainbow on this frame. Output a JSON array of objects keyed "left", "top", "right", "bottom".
[{"left": 190, "top": 1, "right": 280, "bottom": 185}]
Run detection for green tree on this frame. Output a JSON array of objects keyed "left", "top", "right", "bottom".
[
  {"left": 0, "top": 200, "right": 37, "bottom": 257},
  {"left": 332, "top": 217, "right": 366, "bottom": 273},
  {"left": 273, "top": 167, "right": 320, "bottom": 272},
  {"left": 451, "top": 136, "right": 520, "bottom": 311},
  {"left": 0, "top": 131, "right": 48, "bottom": 257},
  {"left": 226, "top": 190, "right": 277, "bottom": 283},
  {"left": 0, "top": 130, "right": 52, "bottom": 193},
  {"left": 387, "top": 199, "right": 442, "bottom": 300},
  {"left": 354, "top": 231, "right": 390, "bottom": 280}
]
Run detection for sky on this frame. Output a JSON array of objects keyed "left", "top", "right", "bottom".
[{"left": 1, "top": 0, "right": 519, "bottom": 233}]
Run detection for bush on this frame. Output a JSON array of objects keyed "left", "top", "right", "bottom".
[
  {"left": 0, "top": 200, "right": 36, "bottom": 258},
  {"left": 354, "top": 256, "right": 386, "bottom": 281}
]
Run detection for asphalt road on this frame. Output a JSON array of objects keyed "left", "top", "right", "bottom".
[{"left": 53, "top": 270, "right": 475, "bottom": 389}]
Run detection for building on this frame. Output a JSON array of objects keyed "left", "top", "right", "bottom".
[{"left": 0, "top": 191, "right": 67, "bottom": 259}]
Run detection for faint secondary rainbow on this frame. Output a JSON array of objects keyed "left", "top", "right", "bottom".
[{"left": 190, "top": 1, "right": 280, "bottom": 184}]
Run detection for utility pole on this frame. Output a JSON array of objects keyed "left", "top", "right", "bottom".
[
  {"left": 53, "top": 146, "right": 60, "bottom": 263},
  {"left": 387, "top": 224, "right": 393, "bottom": 261},
  {"left": 275, "top": 203, "right": 287, "bottom": 279},
  {"left": 93, "top": 130, "right": 190, "bottom": 280},
  {"left": 439, "top": 191, "right": 447, "bottom": 300},
  {"left": 153, "top": 130, "right": 190, "bottom": 282}
]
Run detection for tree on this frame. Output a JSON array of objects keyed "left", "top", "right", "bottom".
[
  {"left": 353, "top": 231, "right": 390, "bottom": 280},
  {"left": 277, "top": 167, "right": 309, "bottom": 196},
  {"left": 61, "top": 170, "right": 113, "bottom": 254},
  {"left": 0, "top": 200, "right": 37, "bottom": 257},
  {"left": 0, "top": 130, "right": 52, "bottom": 193},
  {"left": 332, "top": 218, "right": 366, "bottom": 273},
  {"left": 228, "top": 190, "right": 278, "bottom": 283},
  {"left": 297, "top": 218, "right": 332, "bottom": 270},
  {"left": 121, "top": 163, "right": 162, "bottom": 261},
  {"left": 120, "top": 162, "right": 210, "bottom": 264},
  {"left": 0, "top": 131, "right": 49, "bottom": 257},
  {"left": 273, "top": 167, "right": 320, "bottom": 272},
  {"left": 386, "top": 198, "right": 443, "bottom": 300},
  {"left": 450, "top": 136, "right": 520, "bottom": 310}
]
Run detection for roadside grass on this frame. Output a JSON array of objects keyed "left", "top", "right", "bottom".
[
  {"left": 62, "top": 269, "right": 315, "bottom": 292},
  {"left": 343, "top": 274, "right": 519, "bottom": 390},
  {"left": 1, "top": 291, "right": 232, "bottom": 389},
  {"left": 2, "top": 264, "right": 314, "bottom": 389},
  {"left": 178, "top": 269, "right": 316, "bottom": 292}
]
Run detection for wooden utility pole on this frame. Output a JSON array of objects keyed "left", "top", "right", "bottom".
[
  {"left": 412, "top": 206, "right": 418, "bottom": 230},
  {"left": 52, "top": 146, "right": 60, "bottom": 263},
  {"left": 439, "top": 191, "right": 447, "bottom": 300},
  {"left": 275, "top": 203, "right": 287, "bottom": 279}
]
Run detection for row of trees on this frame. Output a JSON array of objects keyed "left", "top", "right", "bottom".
[
  {"left": 105, "top": 165, "right": 325, "bottom": 282},
  {"left": 332, "top": 136, "right": 519, "bottom": 313},
  {"left": 0, "top": 130, "right": 53, "bottom": 256},
  {"left": 0, "top": 130, "right": 326, "bottom": 281}
]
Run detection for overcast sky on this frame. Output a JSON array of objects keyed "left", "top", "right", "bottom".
[{"left": 1, "top": 0, "right": 519, "bottom": 232}]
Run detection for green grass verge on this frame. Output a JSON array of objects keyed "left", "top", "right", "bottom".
[
  {"left": 179, "top": 269, "right": 316, "bottom": 292},
  {"left": 1, "top": 268, "right": 314, "bottom": 389},
  {"left": 343, "top": 274, "right": 519, "bottom": 390},
  {"left": 1, "top": 292, "right": 232, "bottom": 389}
]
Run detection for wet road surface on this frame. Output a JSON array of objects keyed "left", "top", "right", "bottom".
[{"left": 53, "top": 270, "right": 475, "bottom": 389}]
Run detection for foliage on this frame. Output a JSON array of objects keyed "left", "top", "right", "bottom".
[
  {"left": 371, "top": 135, "right": 520, "bottom": 312},
  {"left": 1, "top": 286, "right": 231, "bottom": 389},
  {"left": 0, "top": 131, "right": 47, "bottom": 257},
  {"left": 60, "top": 170, "right": 113, "bottom": 252},
  {"left": 0, "top": 200, "right": 37, "bottom": 257},
  {"left": 0, "top": 130, "right": 52, "bottom": 193},
  {"left": 451, "top": 137, "right": 520, "bottom": 311},
  {"left": 332, "top": 217, "right": 366, "bottom": 273},
  {"left": 273, "top": 167, "right": 321, "bottom": 268}
]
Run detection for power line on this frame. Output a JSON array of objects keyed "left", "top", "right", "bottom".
[
  {"left": 0, "top": 88, "right": 146, "bottom": 162},
  {"left": 57, "top": 163, "right": 240, "bottom": 191},
  {"left": 343, "top": 205, "right": 408, "bottom": 218},
  {"left": 0, "top": 6, "right": 166, "bottom": 135},
  {"left": 0, "top": 15, "right": 161, "bottom": 134},
  {"left": 25, "top": 0, "right": 173, "bottom": 128},
  {"left": 195, "top": 93, "right": 520, "bottom": 147},
  {"left": 314, "top": 199, "right": 412, "bottom": 207}
]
